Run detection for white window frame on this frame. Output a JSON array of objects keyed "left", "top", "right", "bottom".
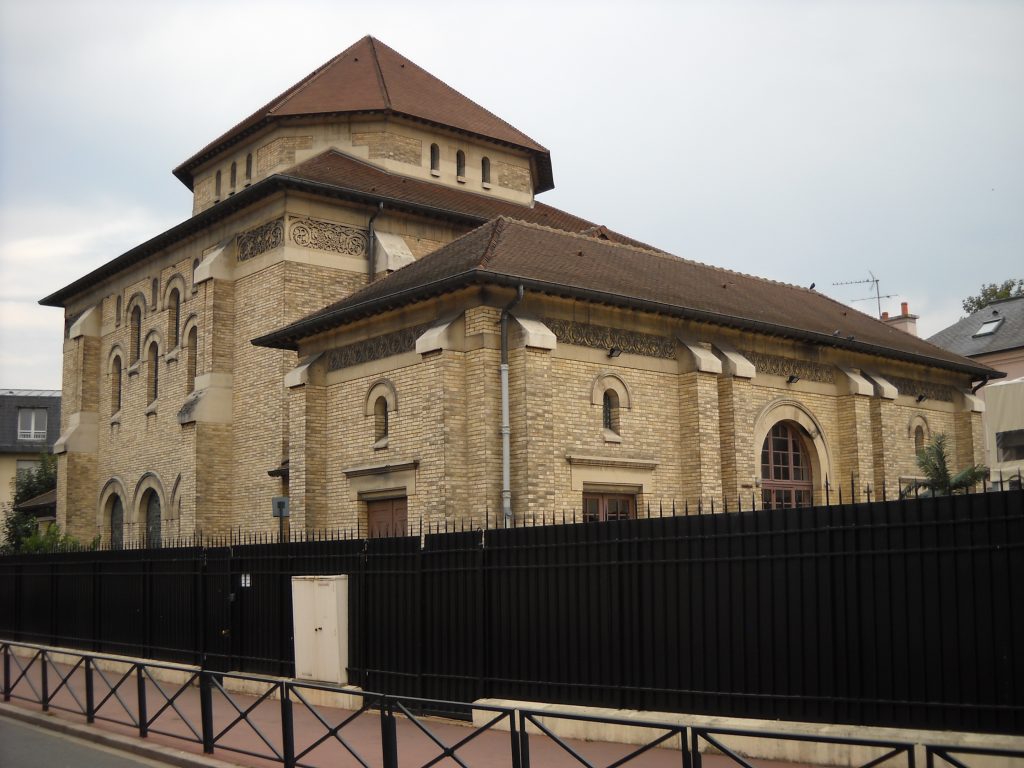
[{"left": 17, "top": 408, "right": 47, "bottom": 440}]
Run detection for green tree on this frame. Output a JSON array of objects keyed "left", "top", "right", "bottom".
[
  {"left": 962, "top": 278, "right": 1024, "bottom": 314},
  {"left": 903, "top": 433, "right": 988, "bottom": 498},
  {"left": 2, "top": 453, "right": 60, "bottom": 553}
]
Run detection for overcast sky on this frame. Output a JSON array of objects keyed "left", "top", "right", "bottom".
[{"left": 1, "top": 0, "right": 1021, "bottom": 390}]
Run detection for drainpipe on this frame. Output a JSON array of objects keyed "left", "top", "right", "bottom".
[
  {"left": 367, "top": 202, "right": 384, "bottom": 283},
  {"left": 972, "top": 375, "right": 990, "bottom": 395},
  {"left": 500, "top": 285, "right": 524, "bottom": 527}
]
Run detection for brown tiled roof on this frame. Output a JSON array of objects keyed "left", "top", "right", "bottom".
[
  {"left": 283, "top": 150, "right": 655, "bottom": 250},
  {"left": 14, "top": 488, "right": 56, "bottom": 513},
  {"left": 173, "top": 36, "right": 553, "bottom": 192},
  {"left": 255, "top": 217, "right": 996, "bottom": 379}
]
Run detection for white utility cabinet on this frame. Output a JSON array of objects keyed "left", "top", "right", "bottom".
[{"left": 291, "top": 575, "right": 349, "bottom": 684}]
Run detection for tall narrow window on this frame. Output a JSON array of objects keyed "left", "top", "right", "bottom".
[
  {"left": 481, "top": 156, "right": 491, "bottom": 184},
  {"left": 111, "top": 355, "right": 122, "bottom": 415},
  {"left": 215, "top": 170, "right": 222, "bottom": 198},
  {"left": 143, "top": 489, "right": 161, "bottom": 546},
  {"left": 602, "top": 390, "right": 620, "bottom": 434},
  {"left": 456, "top": 150, "right": 466, "bottom": 179},
  {"left": 245, "top": 153, "right": 253, "bottom": 181},
  {"left": 186, "top": 326, "right": 197, "bottom": 394},
  {"left": 130, "top": 306, "right": 142, "bottom": 363},
  {"left": 109, "top": 496, "right": 124, "bottom": 550},
  {"left": 914, "top": 425, "right": 925, "bottom": 454},
  {"left": 115, "top": 295, "right": 122, "bottom": 325},
  {"left": 230, "top": 161, "right": 237, "bottom": 189},
  {"left": 374, "top": 396, "right": 389, "bottom": 443},
  {"left": 147, "top": 342, "right": 159, "bottom": 403},
  {"left": 430, "top": 143, "right": 440, "bottom": 173},
  {"left": 168, "top": 288, "right": 181, "bottom": 347},
  {"left": 151, "top": 278, "right": 158, "bottom": 307}
]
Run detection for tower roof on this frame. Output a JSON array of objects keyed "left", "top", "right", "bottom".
[{"left": 173, "top": 36, "right": 553, "bottom": 192}]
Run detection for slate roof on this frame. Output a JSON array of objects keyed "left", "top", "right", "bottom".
[
  {"left": 14, "top": 488, "right": 56, "bottom": 514},
  {"left": 173, "top": 36, "right": 553, "bottom": 192},
  {"left": 928, "top": 296, "right": 1024, "bottom": 359},
  {"left": 254, "top": 217, "right": 996, "bottom": 379}
]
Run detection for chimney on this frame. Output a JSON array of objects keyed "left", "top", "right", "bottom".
[{"left": 884, "top": 301, "right": 919, "bottom": 337}]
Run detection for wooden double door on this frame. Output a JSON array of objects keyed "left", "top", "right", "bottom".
[{"left": 367, "top": 497, "right": 408, "bottom": 538}]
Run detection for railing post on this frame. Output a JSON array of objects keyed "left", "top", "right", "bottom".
[
  {"left": 280, "top": 682, "right": 295, "bottom": 768},
  {"left": 85, "top": 657, "right": 95, "bottom": 723},
  {"left": 381, "top": 699, "right": 398, "bottom": 768},
  {"left": 519, "top": 711, "right": 531, "bottom": 768},
  {"left": 40, "top": 651, "right": 49, "bottom": 711},
  {"left": 2, "top": 644, "right": 9, "bottom": 702},
  {"left": 200, "top": 671, "right": 214, "bottom": 754},
  {"left": 682, "top": 726, "right": 692, "bottom": 768},
  {"left": 136, "top": 665, "right": 148, "bottom": 737},
  {"left": 690, "top": 728, "right": 702, "bottom": 768},
  {"left": 509, "top": 710, "right": 521, "bottom": 768}
]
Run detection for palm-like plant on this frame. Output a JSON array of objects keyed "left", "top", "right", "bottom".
[{"left": 903, "top": 433, "right": 988, "bottom": 497}]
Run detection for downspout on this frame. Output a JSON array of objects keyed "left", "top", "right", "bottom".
[
  {"left": 500, "top": 285, "right": 524, "bottom": 527},
  {"left": 367, "top": 202, "right": 384, "bottom": 283},
  {"left": 972, "top": 375, "right": 990, "bottom": 395}
]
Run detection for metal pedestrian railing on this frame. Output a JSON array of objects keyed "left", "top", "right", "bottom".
[{"left": 3, "top": 640, "right": 1022, "bottom": 768}]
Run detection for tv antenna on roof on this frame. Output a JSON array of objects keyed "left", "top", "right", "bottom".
[{"left": 832, "top": 271, "right": 896, "bottom": 319}]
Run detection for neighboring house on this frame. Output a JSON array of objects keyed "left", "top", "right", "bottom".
[
  {"left": 929, "top": 296, "right": 1024, "bottom": 482},
  {"left": 13, "top": 488, "right": 57, "bottom": 531},
  {"left": 42, "top": 37, "right": 995, "bottom": 545},
  {"left": 0, "top": 389, "right": 61, "bottom": 512}
]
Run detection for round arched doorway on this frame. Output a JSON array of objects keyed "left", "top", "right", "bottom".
[{"left": 761, "top": 421, "right": 813, "bottom": 509}]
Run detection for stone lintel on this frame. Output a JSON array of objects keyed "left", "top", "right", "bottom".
[{"left": 343, "top": 460, "right": 419, "bottom": 500}]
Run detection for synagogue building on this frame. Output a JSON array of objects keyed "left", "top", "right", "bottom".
[{"left": 42, "top": 37, "right": 996, "bottom": 543}]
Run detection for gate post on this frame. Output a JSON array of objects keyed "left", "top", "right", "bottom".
[
  {"left": 280, "top": 682, "right": 295, "bottom": 768},
  {"left": 200, "top": 671, "right": 214, "bottom": 753},
  {"left": 519, "top": 711, "right": 531, "bottom": 768}
]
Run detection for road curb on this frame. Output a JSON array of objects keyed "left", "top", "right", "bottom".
[{"left": 0, "top": 702, "right": 237, "bottom": 768}]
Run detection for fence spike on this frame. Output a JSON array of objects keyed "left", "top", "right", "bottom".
[{"left": 711, "top": 498, "right": 715, "bottom": 514}]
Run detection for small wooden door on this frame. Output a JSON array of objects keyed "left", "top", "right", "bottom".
[{"left": 367, "top": 497, "right": 408, "bottom": 538}]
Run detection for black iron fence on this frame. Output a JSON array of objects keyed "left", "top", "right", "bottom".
[
  {"left": 6, "top": 640, "right": 1023, "bottom": 768},
  {"left": 1, "top": 490, "right": 1022, "bottom": 735}
]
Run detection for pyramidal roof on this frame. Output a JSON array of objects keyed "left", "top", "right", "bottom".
[{"left": 173, "top": 36, "right": 552, "bottom": 191}]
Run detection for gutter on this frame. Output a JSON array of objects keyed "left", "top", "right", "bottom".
[{"left": 499, "top": 285, "right": 524, "bottom": 527}]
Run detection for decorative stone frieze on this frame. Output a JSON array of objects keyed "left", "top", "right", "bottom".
[
  {"left": 886, "top": 375, "right": 954, "bottom": 402},
  {"left": 544, "top": 319, "right": 675, "bottom": 359},
  {"left": 288, "top": 216, "right": 368, "bottom": 256},
  {"left": 326, "top": 324, "right": 432, "bottom": 371},
  {"left": 742, "top": 351, "right": 835, "bottom": 384},
  {"left": 237, "top": 218, "right": 284, "bottom": 262}
]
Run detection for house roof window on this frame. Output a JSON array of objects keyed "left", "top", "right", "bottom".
[{"left": 973, "top": 317, "right": 1003, "bottom": 337}]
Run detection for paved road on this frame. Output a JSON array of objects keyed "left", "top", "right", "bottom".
[{"left": 0, "top": 716, "right": 176, "bottom": 768}]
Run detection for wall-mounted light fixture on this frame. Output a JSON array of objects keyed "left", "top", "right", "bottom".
[
  {"left": 916, "top": 393, "right": 928, "bottom": 403},
  {"left": 608, "top": 347, "right": 622, "bottom": 358},
  {"left": 786, "top": 374, "right": 800, "bottom": 384}
]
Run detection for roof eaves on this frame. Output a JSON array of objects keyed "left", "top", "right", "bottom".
[{"left": 255, "top": 266, "right": 999, "bottom": 379}]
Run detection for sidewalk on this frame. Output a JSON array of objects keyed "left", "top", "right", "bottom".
[{"left": 2, "top": 656, "right": 782, "bottom": 768}]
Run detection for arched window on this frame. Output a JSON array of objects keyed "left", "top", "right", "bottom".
[
  {"left": 914, "top": 425, "right": 925, "bottom": 454},
  {"left": 602, "top": 389, "right": 620, "bottom": 434},
  {"left": 215, "top": 170, "right": 222, "bottom": 198},
  {"left": 245, "top": 153, "right": 253, "bottom": 181},
  {"left": 150, "top": 278, "right": 158, "bottom": 307},
  {"left": 130, "top": 306, "right": 142, "bottom": 363},
  {"left": 186, "top": 326, "right": 197, "bottom": 394},
  {"left": 481, "top": 156, "right": 491, "bottom": 184},
  {"left": 111, "top": 355, "right": 122, "bottom": 415},
  {"left": 147, "top": 342, "right": 159, "bottom": 403},
  {"left": 108, "top": 495, "right": 124, "bottom": 549},
  {"left": 374, "top": 396, "right": 389, "bottom": 442},
  {"left": 430, "top": 143, "right": 440, "bottom": 173},
  {"left": 456, "top": 150, "right": 466, "bottom": 179},
  {"left": 168, "top": 288, "right": 181, "bottom": 347},
  {"left": 115, "top": 295, "right": 122, "bottom": 326},
  {"left": 761, "top": 422, "right": 813, "bottom": 509},
  {"left": 230, "top": 161, "right": 237, "bottom": 189},
  {"left": 142, "top": 489, "right": 161, "bottom": 546}
]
